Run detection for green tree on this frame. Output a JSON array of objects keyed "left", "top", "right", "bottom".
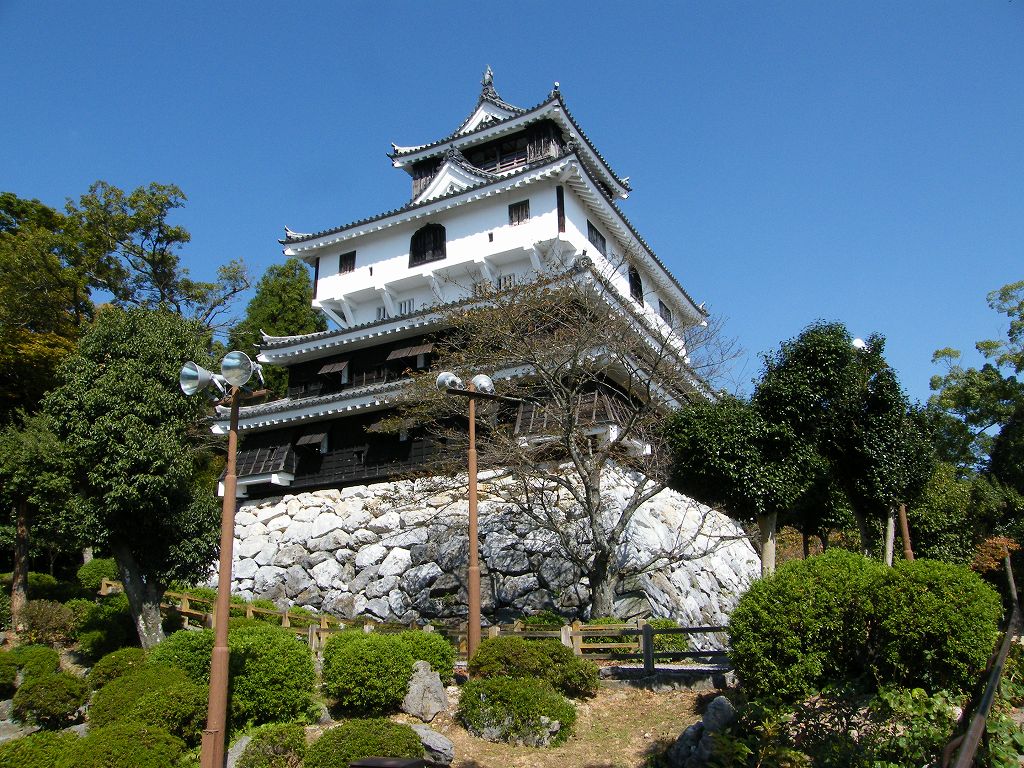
[
  {"left": 0, "top": 194, "right": 92, "bottom": 421},
  {"left": 228, "top": 257, "right": 326, "bottom": 395},
  {"left": 930, "top": 281, "right": 1024, "bottom": 470},
  {"left": 65, "top": 181, "right": 250, "bottom": 329},
  {"left": 753, "top": 322, "right": 934, "bottom": 556},
  {"left": 42, "top": 307, "right": 220, "bottom": 647},
  {"left": 0, "top": 413, "right": 72, "bottom": 627},
  {"left": 665, "top": 395, "right": 814, "bottom": 574}
]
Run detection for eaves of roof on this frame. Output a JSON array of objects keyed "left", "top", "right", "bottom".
[{"left": 387, "top": 93, "right": 630, "bottom": 195}]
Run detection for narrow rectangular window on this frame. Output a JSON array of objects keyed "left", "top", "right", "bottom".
[
  {"left": 659, "top": 299, "right": 673, "bottom": 325},
  {"left": 628, "top": 266, "right": 643, "bottom": 304},
  {"left": 398, "top": 298, "right": 414, "bottom": 315},
  {"left": 556, "top": 186, "right": 565, "bottom": 233},
  {"left": 339, "top": 251, "right": 356, "bottom": 274},
  {"left": 508, "top": 200, "right": 530, "bottom": 226},
  {"left": 587, "top": 220, "right": 607, "bottom": 256},
  {"left": 498, "top": 274, "right": 516, "bottom": 290},
  {"left": 375, "top": 305, "right": 388, "bottom": 321},
  {"left": 313, "top": 257, "right": 320, "bottom": 299}
]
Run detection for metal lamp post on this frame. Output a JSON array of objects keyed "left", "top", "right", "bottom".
[{"left": 180, "top": 351, "right": 262, "bottom": 768}]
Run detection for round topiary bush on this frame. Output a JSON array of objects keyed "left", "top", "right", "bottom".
[
  {"left": 55, "top": 722, "right": 185, "bottom": 768},
  {"left": 237, "top": 722, "right": 307, "bottom": 768},
  {"left": 228, "top": 622, "right": 316, "bottom": 728},
  {"left": 870, "top": 558, "right": 1002, "bottom": 693},
  {"left": 76, "top": 558, "right": 119, "bottom": 594},
  {"left": 12, "top": 672, "right": 88, "bottom": 729},
  {"left": 72, "top": 593, "right": 136, "bottom": 663},
  {"left": 321, "top": 632, "right": 414, "bottom": 714},
  {"left": 728, "top": 549, "right": 885, "bottom": 702},
  {"left": 394, "top": 630, "right": 456, "bottom": 684},
  {"left": 0, "top": 730, "right": 78, "bottom": 768},
  {"left": 457, "top": 676, "right": 577, "bottom": 746},
  {"left": 147, "top": 628, "right": 215, "bottom": 683},
  {"left": 89, "top": 665, "right": 192, "bottom": 729},
  {"left": 19, "top": 600, "right": 77, "bottom": 646},
  {"left": 303, "top": 719, "right": 424, "bottom": 768},
  {"left": 132, "top": 677, "right": 208, "bottom": 746},
  {"left": 88, "top": 647, "right": 148, "bottom": 689},
  {"left": 9, "top": 644, "right": 60, "bottom": 682},
  {"left": 468, "top": 636, "right": 599, "bottom": 698}
]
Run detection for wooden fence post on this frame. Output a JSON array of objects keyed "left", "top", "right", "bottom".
[
  {"left": 487, "top": 625, "right": 500, "bottom": 639},
  {"left": 642, "top": 623, "right": 655, "bottom": 674},
  {"left": 245, "top": 604, "right": 254, "bottom": 619},
  {"left": 571, "top": 620, "right": 583, "bottom": 656},
  {"left": 181, "top": 596, "right": 191, "bottom": 629},
  {"left": 281, "top": 608, "right": 291, "bottom": 628}
]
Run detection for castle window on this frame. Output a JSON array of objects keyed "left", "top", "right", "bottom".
[
  {"left": 587, "top": 220, "right": 606, "bottom": 256},
  {"left": 508, "top": 200, "right": 530, "bottom": 226},
  {"left": 498, "top": 274, "right": 517, "bottom": 291},
  {"left": 339, "top": 251, "right": 356, "bottom": 273},
  {"left": 398, "top": 298, "right": 415, "bottom": 315},
  {"left": 410, "top": 223, "right": 446, "bottom": 267},
  {"left": 376, "top": 305, "right": 388, "bottom": 321},
  {"left": 659, "top": 299, "right": 673, "bottom": 325},
  {"left": 628, "top": 266, "right": 643, "bottom": 304}
]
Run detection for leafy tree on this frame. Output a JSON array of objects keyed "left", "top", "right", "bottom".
[
  {"left": 0, "top": 194, "right": 92, "bottom": 421},
  {"left": 389, "top": 263, "right": 735, "bottom": 617},
  {"left": 0, "top": 413, "right": 71, "bottom": 628},
  {"left": 65, "top": 181, "right": 250, "bottom": 329},
  {"left": 930, "top": 280, "right": 1024, "bottom": 469},
  {"left": 228, "top": 257, "right": 326, "bottom": 395},
  {"left": 665, "top": 395, "right": 814, "bottom": 574},
  {"left": 42, "top": 307, "right": 220, "bottom": 647},
  {"left": 753, "top": 322, "right": 934, "bottom": 556}
]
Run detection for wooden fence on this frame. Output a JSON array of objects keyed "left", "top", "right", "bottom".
[{"left": 100, "top": 579, "right": 729, "bottom": 671}]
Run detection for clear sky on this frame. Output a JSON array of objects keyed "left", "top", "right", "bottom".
[{"left": 2, "top": 2, "right": 1021, "bottom": 403}]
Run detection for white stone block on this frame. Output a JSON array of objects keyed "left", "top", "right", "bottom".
[
  {"left": 378, "top": 547, "right": 412, "bottom": 578},
  {"left": 311, "top": 558, "right": 349, "bottom": 590},
  {"left": 236, "top": 535, "right": 269, "bottom": 560},
  {"left": 367, "top": 510, "right": 401, "bottom": 534},
  {"left": 355, "top": 543, "right": 388, "bottom": 569},
  {"left": 312, "top": 512, "right": 345, "bottom": 538},
  {"left": 234, "top": 558, "right": 259, "bottom": 580}
]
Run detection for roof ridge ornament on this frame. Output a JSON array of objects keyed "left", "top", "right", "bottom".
[
  {"left": 550, "top": 81, "right": 560, "bottom": 99},
  {"left": 481, "top": 65, "right": 499, "bottom": 101}
]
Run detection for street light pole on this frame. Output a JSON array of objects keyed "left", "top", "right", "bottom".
[
  {"left": 180, "top": 351, "right": 262, "bottom": 768},
  {"left": 200, "top": 384, "right": 239, "bottom": 768},
  {"left": 466, "top": 382, "right": 481, "bottom": 658}
]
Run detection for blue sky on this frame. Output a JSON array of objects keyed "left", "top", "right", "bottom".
[{"left": 3, "top": 2, "right": 1021, "bottom": 403}]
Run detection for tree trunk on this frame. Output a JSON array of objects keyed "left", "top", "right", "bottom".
[
  {"left": 11, "top": 500, "right": 29, "bottom": 631},
  {"left": 112, "top": 544, "right": 166, "bottom": 648},
  {"left": 757, "top": 512, "right": 778, "bottom": 576},
  {"left": 588, "top": 553, "right": 617, "bottom": 618},
  {"left": 82, "top": 547, "right": 94, "bottom": 564},
  {"left": 855, "top": 513, "right": 873, "bottom": 558},
  {"left": 819, "top": 531, "right": 830, "bottom": 551},
  {"left": 883, "top": 509, "right": 896, "bottom": 566},
  {"left": 802, "top": 532, "right": 810, "bottom": 559}
]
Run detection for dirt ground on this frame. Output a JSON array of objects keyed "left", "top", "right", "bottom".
[{"left": 395, "top": 684, "right": 709, "bottom": 768}]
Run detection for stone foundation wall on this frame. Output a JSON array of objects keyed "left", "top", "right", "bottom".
[{"left": 221, "top": 467, "right": 760, "bottom": 637}]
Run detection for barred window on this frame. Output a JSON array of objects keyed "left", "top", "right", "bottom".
[
  {"left": 628, "top": 266, "right": 643, "bottom": 304},
  {"left": 508, "top": 200, "right": 530, "bottom": 226},
  {"left": 659, "top": 299, "right": 673, "bottom": 325},
  {"left": 339, "top": 251, "right": 356, "bottom": 273},
  {"left": 587, "top": 220, "right": 606, "bottom": 255},
  {"left": 410, "top": 223, "right": 446, "bottom": 267}
]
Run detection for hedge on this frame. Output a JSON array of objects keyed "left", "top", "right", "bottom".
[
  {"left": 237, "top": 722, "right": 307, "bottom": 768},
  {"left": 458, "top": 676, "right": 577, "bottom": 746},
  {"left": 321, "top": 632, "right": 414, "bottom": 714},
  {"left": 468, "top": 635, "right": 599, "bottom": 698},
  {"left": 55, "top": 722, "right": 185, "bottom": 768},
  {"left": 12, "top": 672, "right": 88, "bottom": 729},
  {"left": 0, "top": 730, "right": 78, "bottom": 768},
  {"left": 303, "top": 719, "right": 423, "bottom": 768}
]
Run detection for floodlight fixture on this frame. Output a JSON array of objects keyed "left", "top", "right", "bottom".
[
  {"left": 852, "top": 338, "right": 868, "bottom": 351},
  {"left": 436, "top": 371, "right": 463, "bottom": 392},
  {"left": 179, "top": 362, "right": 227, "bottom": 397},
  {"left": 470, "top": 374, "right": 494, "bottom": 394},
  {"left": 221, "top": 351, "right": 256, "bottom": 388}
]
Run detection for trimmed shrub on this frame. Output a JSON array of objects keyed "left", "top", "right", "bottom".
[
  {"left": 469, "top": 636, "right": 599, "bottom": 698},
  {"left": 458, "top": 676, "right": 577, "bottom": 746},
  {"left": 728, "top": 549, "right": 885, "bottom": 702},
  {"left": 871, "top": 559, "right": 1002, "bottom": 693},
  {"left": 0, "top": 651, "right": 17, "bottom": 698},
  {"left": 72, "top": 593, "right": 136, "bottom": 662},
  {"left": 88, "top": 647, "right": 148, "bottom": 689},
  {"left": 0, "top": 730, "right": 78, "bottom": 768},
  {"left": 89, "top": 665, "right": 192, "bottom": 728},
  {"left": 228, "top": 622, "right": 316, "bottom": 728},
  {"left": 1, "top": 572, "right": 81, "bottom": 603},
  {"left": 147, "top": 628, "right": 215, "bottom": 683},
  {"left": 56, "top": 722, "right": 185, "bottom": 768},
  {"left": 237, "top": 722, "right": 307, "bottom": 768},
  {"left": 648, "top": 618, "right": 691, "bottom": 653},
  {"left": 303, "top": 719, "right": 424, "bottom": 768},
  {"left": 12, "top": 671, "right": 88, "bottom": 729},
  {"left": 394, "top": 630, "right": 456, "bottom": 684},
  {"left": 76, "top": 558, "right": 119, "bottom": 593},
  {"left": 521, "top": 610, "right": 565, "bottom": 628},
  {"left": 9, "top": 644, "right": 60, "bottom": 682},
  {"left": 321, "top": 632, "right": 414, "bottom": 714},
  {"left": 133, "top": 677, "right": 208, "bottom": 746},
  {"left": 19, "top": 600, "right": 76, "bottom": 646}
]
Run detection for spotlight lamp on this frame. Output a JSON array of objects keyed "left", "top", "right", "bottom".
[
  {"left": 436, "top": 371, "right": 463, "bottom": 392},
  {"left": 470, "top": 373, "right": 495, "bottom": 394},
  {"left": 179, "top": 362, "right": 227, "bottom": 397}
]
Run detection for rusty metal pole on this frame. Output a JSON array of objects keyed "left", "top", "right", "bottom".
[
  {"left": 467, "top": 383, "right": 481, "bottom": 659},
  {"left": 200, "top": 385, "right": 240, "bottom": 768},
  {"left": 897, "top": 503, "right": 914, "bottom": 561}
]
